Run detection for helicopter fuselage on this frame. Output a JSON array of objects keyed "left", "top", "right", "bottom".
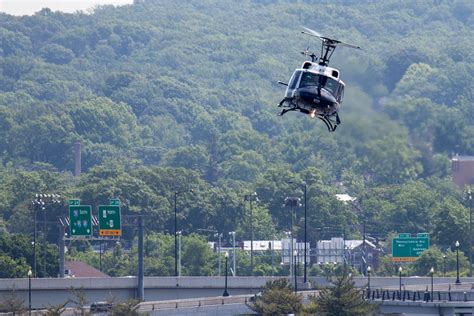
[
  {"left": 281, "top": 61, "right": 345, "bottom": 118},
  {"left": 278, "top": 27, "right": 360, "bottom": 131}
]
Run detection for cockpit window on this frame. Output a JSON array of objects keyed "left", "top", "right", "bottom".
[
  {"left": 299, "top": 72, "right": 320, "bottom": 87},
  {"left": 299, "top": 71, "right": 342, "bottom": 99},
  {"left": 288, "top": 71, "right": 302, "bottom": 89}
]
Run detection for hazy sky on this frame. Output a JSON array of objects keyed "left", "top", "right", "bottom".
[{"left": 0, "top": 0, "right": 133, "bottom": 16}]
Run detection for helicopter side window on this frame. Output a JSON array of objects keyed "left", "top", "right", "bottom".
[{"left": 288, "top": 71, "right": 302, "bottom": 89}]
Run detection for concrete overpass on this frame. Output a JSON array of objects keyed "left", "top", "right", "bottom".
[{"left": 2, "top": 276, "right": 474, "bottom": 310}]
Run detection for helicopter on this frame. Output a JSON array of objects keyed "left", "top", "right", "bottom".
[{"left": 277, "top": 27, "right": 361, "bottom": 131}]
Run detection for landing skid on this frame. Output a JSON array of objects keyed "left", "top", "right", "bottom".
[
  {"left": 278, "top": 104, "right": 340, "bottom": 132},
  {"left": 319, "top": 113, "right": 340, "bottom": 132}
]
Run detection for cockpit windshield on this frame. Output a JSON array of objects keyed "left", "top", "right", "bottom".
[{"left": 299, "top": 71, "right": 342, "bottom": 99}]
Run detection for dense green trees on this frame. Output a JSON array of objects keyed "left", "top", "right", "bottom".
[
  {"left": 0, "top": 0, "right": 472, "bottom": 277},
  {"left": 308, "top": 275, "right": 377, "bottom": 316}
]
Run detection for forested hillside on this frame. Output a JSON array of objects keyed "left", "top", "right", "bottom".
[{"left": 0, "top": 0, "right": 473, "bottom": 277}]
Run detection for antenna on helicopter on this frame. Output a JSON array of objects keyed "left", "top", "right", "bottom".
[{"left": 301, "top": 27, "right": 361, "bottom": 66}]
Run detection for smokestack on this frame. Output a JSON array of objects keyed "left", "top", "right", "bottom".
[{"left": 74, "top": 142, "right": 81, "bottom": 177}]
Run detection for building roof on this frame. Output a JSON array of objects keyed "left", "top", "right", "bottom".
[
  {"left": 64, "top": 260, "right": 109, "bottom": 278},
  {"left": 317, "top": 237, "right": 376, "bottom": 250},
  {"left": 243, "top": 240, "right": 282, "bottom": 251},
  {"left": 335, "top": 194, "right": 357, "bottom": 202}
]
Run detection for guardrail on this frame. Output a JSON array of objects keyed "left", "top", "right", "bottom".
[
  {"left": 364, "top": 286, "right": 474, "bottom": 303},
  {"left": 137, "top": 290, "right": 320, "bottom": 312}
]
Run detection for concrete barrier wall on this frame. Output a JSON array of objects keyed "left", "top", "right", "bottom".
[{"left": 1, "top": 276, "right": 473, "bottom": 309}]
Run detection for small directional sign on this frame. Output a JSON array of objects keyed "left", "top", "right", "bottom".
[
  {"left": 98, "top": 202, "right": 121, "bottom": 237},
  {"left": 68, "top": 199, "right": 80, "bottom": 206},
  {"left": 109, "top": 199, "right": 120, "bottom": 206},
  {"left": 69, "top": 205, "right": 92, "bottom": 236}
]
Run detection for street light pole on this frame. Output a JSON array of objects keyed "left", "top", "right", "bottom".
[
  {"left": 223, "top": 252, "right": 229, "bottom": 297},
  {"left": 443, "top": 255, "right": 447, "bottom": 277},
  {"left": 303, "top": 183, "right": 307, "bottom": 283},
  {"left": 28, "top": 269, "right": 32, "bottom": 315},
  {"left": 289, "top": 181, "right": 308, "bottom": 283},
  {"left": 215, "top": 233, "right": 222, "bottom": 276},
  {"left": 468, "top": 191, "right": 472, "bottom": 277},
  {"left": 244, "top": 193, "right": 258, "bottom": 275},
  {"left": 455, "top": 240, "right": 461, "bottom": 284},
  {"left": 367, "top": 266, "right": 371, "bottom": 299},
  {"left": 229, "top": 231, "right": 236, "bottom": 277},
  {"left": 284, "top": 197, "right": 301, "bottom": 279},
  {"left": 286, "top": 231, "right": 293, "bottom": 277},
  {"left": 398, "top": 266, "right": 403, "bottom": 300},
  {"left": 430, "top": 267, "right": 434, "bottom": 302},
  {"left": 174, "top": 191, "right": 178, "bottom": 277},
  {"left": 173, "top": 190, "right": 193, "bottom": 277},
  {"left": 177, "top": 231, "right": 182, "bottom": 277},
  {"left": 294, "top": 250, "right": 298, "bottom": 293}
]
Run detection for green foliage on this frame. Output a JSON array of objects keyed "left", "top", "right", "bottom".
[
  {"left": 0, "top": 0, "right": 472, "bottom": 278},
  {"left": 247, "top": 279, "right": 302, "bottom": 315},
  {"left": 309, "top": 275, "right": 377, "bottom": 316},
  {"left": 111, "top": 299, "right": 140, "bottom": 316}
]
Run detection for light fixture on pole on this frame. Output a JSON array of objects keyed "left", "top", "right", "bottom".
[
  {"left": 430, "top": 267, "right": 434, "bottom": 302},
  {"left": 214, "top": 232, "right": 222, "bottom": 276},
  {"left": 28, "top": 269, "right": 32, "bottom": 315},
  {"left": 244, "top": 192, "right": 258, "bottom": 275},
  {"left": 443, "top": 254, "right": 447, "bottom": 276},
  {"left": 285, "top": 231, "right": 293, "bottom": 277},
  {"left": 223, "top": 252, "right": 230, "bottom": 297},
  {"left": 177, "top": 231, "right": 182, "bottom": 277},
  {"left": 467, "top": 191, "right": 472, "bottom": 277},
  {"left": 398, "top": 266, "right": 403, "bottom": 299},
  {"left": 229, "top": 231, "right": 236, "bottom": 277},
  {"left": 289, "top": 181, "right": 308, "bottom": 283},
  {"left": 293, "top": 250, "right": 298, "bottom": 293},
  {"left": 284, "top": 197, "right": 301, "bottom": 278},
  {"left": 455, "top": 240, "right": 461, "bottom": 284},
  {"left": 367, "top": 266, "right": 371, "bottom": 299},
  {"left": 173, "top": 189, "right": 193, "bottom": 277}
]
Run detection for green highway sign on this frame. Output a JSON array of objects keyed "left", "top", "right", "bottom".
[
  {"left": 109, "top": 199, "right": 120, "bottom": 206},
  {"left": 392, "top": 234, "right": 430, "bottom": 262},
  {"left": 69, "top": 205, "right": 92, "bottom": 236},
  {"left": 98, "top": 205, "right": 121, "bottom": 236}
]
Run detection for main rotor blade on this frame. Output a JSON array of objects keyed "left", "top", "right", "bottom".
[
  {"left": 301, "top": 26, "right": 362, "bottom": 50},
  {"left": 337, "top": 40, "right": 362, "bottom": 50},
  {"left": 301, "top": 26, "right": 324, "bottom": 42}
]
